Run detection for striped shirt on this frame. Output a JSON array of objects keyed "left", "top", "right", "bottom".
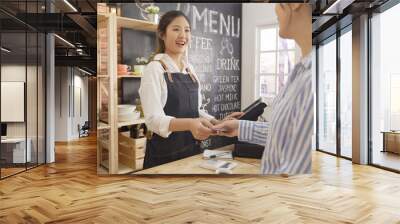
[{"left": 239, "top": 53, "right": 313, "bottom": 175}]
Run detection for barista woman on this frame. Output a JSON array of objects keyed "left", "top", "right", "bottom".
[{"left": 139, "top": 10, "right": 241, "bottom": 169}]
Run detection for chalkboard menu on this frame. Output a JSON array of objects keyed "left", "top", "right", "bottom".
[{"left": 121, "top": 3, "right": 242, "bottom": 149}]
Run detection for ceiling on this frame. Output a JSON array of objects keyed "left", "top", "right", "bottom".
[
  {"left": 1, "top": 0, "right": 396, "bottom": 74},
  {"left": 312, "top": 0, "right": 390, "bottom": 44},
  {"left": 0, "top": 0, "right": 97, "bottom": 74}
]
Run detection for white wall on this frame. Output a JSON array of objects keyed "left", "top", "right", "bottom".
[
  {"left": 242, "top": 4, "right": 277, "bottom": 113},
  {"left": 2, "top": 64, "right": 46, "bottom": 163},
  {"left": 1, "top": 65, "right": 34, "bottom": 137},
  {"left": 1, "top": 65, "right": 27, "bottom": 139},
  {"left": 241, "top": 4, "right": 301, "bottom": 119},
  {"left": 72, "top": 73, "right": 89, "bottom": 138},
  {"left": 55, "top": 67, "right": 69, "bottom": 141},
  {"left": 55, "top": 67, "right": 89, "bottom": 141}
]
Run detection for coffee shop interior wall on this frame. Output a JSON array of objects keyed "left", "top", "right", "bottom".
[
  {"left": 241, "top": 4, "right": 302, "bottom": 118},
  {"left": 54, "top": 67, "right": 89, "bottom": 141}
]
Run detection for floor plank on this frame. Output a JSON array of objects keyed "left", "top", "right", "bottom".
[
  {"left": 372, "top": 151, "right": 400, "bottom": 171},
  {"left": 0, "top": 135, "right": 399, "bottom": 223}
]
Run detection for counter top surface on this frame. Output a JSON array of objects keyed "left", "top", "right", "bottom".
[{"left": 135, "top": 145, "right": 261, "bottom": 174}]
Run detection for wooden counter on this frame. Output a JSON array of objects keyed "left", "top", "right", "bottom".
[
  {"left": 382, "top": 131, "right": 400, "bottom": 154},
  {"left": 135, "top": 145, "right": 261, "bottom": 174}
]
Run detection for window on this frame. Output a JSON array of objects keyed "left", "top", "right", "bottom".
[
  {"left": 257, "top": 25, "right": 296, "bottom": 102},
  {"left": 0, "top": 1, "right": 47, "bottom": 179},
  {"left": 317, "top": 37, "right": 337, "bottom": 155},
  {"left": 371, "top": 3, "right": 400, "bottom": 171},
  {"left": 390, "top": 74, "right": 400, "bottom": 130},
  {"left": 340, "top": 29, "right": 352, "bottom": 158},
  {"left": 316, "top": 26, "right": 352, "bottom": 159}
]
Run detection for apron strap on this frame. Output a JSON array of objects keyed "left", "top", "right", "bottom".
[
  {"left": 154, "top": 59, "right": 197, "bottom": 84},
  {"left": 185, "top": 66, "right": 197, "bottom": 83},
  {"left": 154, "top": 60, "right": 173, "bottom": 83}
]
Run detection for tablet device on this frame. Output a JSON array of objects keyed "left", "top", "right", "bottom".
[
  {"left": 239, "top": 98, "right": 267, "bottom": 121},
  {"left": 242, "top": 98, "right": 262, "bottom": 114}
]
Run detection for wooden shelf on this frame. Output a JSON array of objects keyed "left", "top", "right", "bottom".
[
  {"left": 97, "top": 11, "right": 148, "bottom": 175},
  {"left": 118, "top": 75, "right": 142, "bottom": 78},
  {"left": 98, "top": 122, "right": 110, "bottom": 130},
  {"left": 118, "top": 164, "right": 135, "bottom": 174},
  {"left": 117, "top": 16, "right": 157, "bottom": 32},
  {"left": 100, "top": 160, "right": 135, "bottom": 174},
  {"left": 118, "top": 71, "right": 142, "bottom": 76},
  {"left": 97, "top": 166, "right": 108, "bottom": 175},
  {"left": 99, "top": 119, "right": 145, "bottom": 128},
  {"left": 99, "top": 13, "right": 157, "bottom": 32},
  {"left": 100, "top": 160, "right": 109, "bottom": 169},
  {"left": 118, "top": 118, "right": 146, "bottom": 127},
  {"left": 98, "top": 139, "right": 109, "bottom": 151},
  {"left": 97, "top": 13, "right": 109, "bottom": 23}
]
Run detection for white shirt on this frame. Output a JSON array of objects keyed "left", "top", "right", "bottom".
[{"left": 139, "top": 53, "right": 214, "bottom": 138}]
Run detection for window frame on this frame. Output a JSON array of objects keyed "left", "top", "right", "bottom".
[
  {"left": 368, "top": 1, "right": 400, "bottom": 173},
  {"left": 256, "top": 24, "right": 296, "bottom": 102}
]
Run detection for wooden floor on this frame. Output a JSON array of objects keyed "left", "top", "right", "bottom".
[
  {"left": 1, "top": 167, "right": 26, "bottom": 178},
  {"left": 1, "top": 135, "right": 400, "bottom": 223},
  {"left": 1, "top": 163, "right": 46, "bottom": 178},
  {"left": 372, "top": 150, "right": 400, "bottom": 171}
]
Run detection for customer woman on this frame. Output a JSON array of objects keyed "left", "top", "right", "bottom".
[
  {"left": 139, "top": 10, "right": 241, "bottom": 169},
  {"left": 213, "top": 3, "right": 313, "bottom": 175}
]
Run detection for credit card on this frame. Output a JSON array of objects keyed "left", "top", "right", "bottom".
[{"left": 211, "top": 127, "right": 228, "bottom": 132}]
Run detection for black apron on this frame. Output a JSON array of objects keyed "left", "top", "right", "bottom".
[{"left": 143, "top": 60, "right": 202, "bottom": 169}]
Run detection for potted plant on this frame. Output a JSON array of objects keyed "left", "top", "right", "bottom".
[
  {"left": 145, "top": 5, "right": 160, "bottom": 24},
  {"left": 134, "top": 57, "right": 148, "bottom": 74}
]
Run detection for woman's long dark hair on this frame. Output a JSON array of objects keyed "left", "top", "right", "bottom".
[{"left": 155, "top": 10, "right": 191, "bottom": 54}]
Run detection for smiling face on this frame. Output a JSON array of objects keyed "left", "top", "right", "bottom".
[{"left": 161, "top": 16, "right": 191, "bottom": 56}]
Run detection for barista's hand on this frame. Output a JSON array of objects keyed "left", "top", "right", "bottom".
[
  {"left": 212, "top": 120, "right": 239, "bottom": 137},
  {"left": 189, "top": 118, "right": 213, "bottom": 140},
  {"left": 223, "top": 112, "right": 244, "bottom": 121},
  {"left": 210, "top": 112, "right": 244, "bottom": 125}
]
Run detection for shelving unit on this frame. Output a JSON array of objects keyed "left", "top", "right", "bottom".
[
  {"left": 97, "top": 10, "right": 156, "bottom": 174},
  {"left": 117, "top": 16, "right": 157, "bottom": 31},
  {"left": 118, "top": 75, "right": 143, "bottom": 78},
  {"left": 118, "top": 118, "right": 146, "bottom": 128},
  {"left": 98, "top": 121, "right": 110, "bottom": 130},
  {"left": 97, "top": 13, "right": 108, "bottom": 23},
  {"left": 100, "top": 160, "right": 136, "bottom": 174}
]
